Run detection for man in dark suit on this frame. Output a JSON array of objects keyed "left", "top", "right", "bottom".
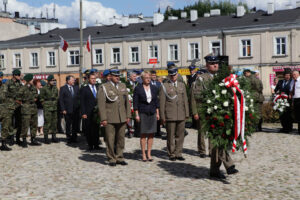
[
  {"left": 59, "top": 75, "right": 80, "bottom": 143},
  {"left": 80, "top": 73, "right": 100, "bottom": 150},
  {"left": 150, "top": 70, "right": 162, "bottom": 138},
  {"left": 275, "top": 68, "right": 293, "bottom": 133}
]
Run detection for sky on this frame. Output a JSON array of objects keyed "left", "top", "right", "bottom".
[{"left": 0, "top": 0, "right": 297, "bottom": 27}]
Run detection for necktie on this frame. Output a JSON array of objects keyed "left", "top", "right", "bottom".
[
  {"left": 283, "top": 81, "right": 286, "bottom": 88},
  {"left": 69, "top": 86, "right": 74, "bottom": 97},
  {"left": 173, "top": 82, "right": 177, "bottom": 87},
  {"left": 291, "top": 80, "right": 297, "bottom": 97},
  {"left": 92, "top": 85, "right": 96, "bottom": 98}
]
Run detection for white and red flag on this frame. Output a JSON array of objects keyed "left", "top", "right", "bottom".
[
  {"left": 86, "top": 35, "right": 91, "bottom": 52},
  {"left": 59, "top": 36, "right": 69, "bottom": 52}
]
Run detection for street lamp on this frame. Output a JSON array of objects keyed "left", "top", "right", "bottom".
[
  {"left": 79, "top": 0, "right": 83, "bottom": 85},
  {"left": 3, "top": 0, "right": 8, "bottom": 13}
]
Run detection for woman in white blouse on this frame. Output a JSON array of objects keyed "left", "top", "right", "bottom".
[{"left": 133, "top": 71, "right": 160, "bottom": 162}]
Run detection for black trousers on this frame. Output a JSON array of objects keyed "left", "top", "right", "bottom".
[
  {"left": 82, "top": 113, "right": 99, "bottom": 148},
  {"left": 280, "top": 103, "right": 293, "bottom": 131},
  {"left": 294, "top": 98, "right": 300, "bottom": 133},
  {"left": 64, "top": 112, "right": 79, "bottom": 140}
]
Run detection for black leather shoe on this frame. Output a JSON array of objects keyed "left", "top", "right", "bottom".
[
  {"left": 51, "top": 134, "right": 59, "bottom": 143},
  {"left": 21, "top": 138, "right": 28, "bottom": 148},
  {"left": 109, "top": 162, "right": 116, "bottom": 167},
  {"left": 7, "top": 135, "right": 15, "bottom": 146},
  {"left": 30, "top": 138, "right": 41, "bottom": 146},
  {"left": 116, "top": 161, "right": 128, "bottom": 165},
  {"left": 227, "top": 166, "right": 239, "bottom": 175},
  {"left": 176, "top": 156, "right": 185, "bottom": 161},
  {"left": 169, "top": 157, "right": 176, "bottom": 161},
  {"left": 0, "top": 140, "right": 12, "bottom": 151},
  {"left": 210, "top": 172, "right": 226, "bottom": 179},
  {"left": 44, "top": 135, "right": 51, "bottom": 144},
  {"left": 199, "top": 154, "right": 206, "bottom": 158}
]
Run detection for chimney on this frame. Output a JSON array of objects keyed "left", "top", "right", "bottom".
[
  {"left": 181, "top": 12, "right": 187, "bottom": 19},
  {"left": 168, "top": 16, "right": 178, "bottom": 20},
  {"left": 153, "top": 13, "right": 164, "bottom": 26},
  {"left": 236, "top": 6, "right": 245, "bottom": 17},
  {"left": 121, "top": 16, "right": 129, "bottom": 27},
  {"left": 297, "top": 1, "right": 300, "bottom": 8},
  {"left": 204, "top": 13, "right": 210, "bottom": 17},
  {"left": 40, "top": 23, "right": 49, "bottom": 34},
  {"left": 267, "top": 3, "right": 275, "bottom": 15},
  {"left": 190, "top": 10, "right": 198, "bottom": 22},
  {"left": 29, "top": 25, "right": 35, "bottom": 35},
  {"left": 210, "top": 9, "right": 221, "bottom": 16}
]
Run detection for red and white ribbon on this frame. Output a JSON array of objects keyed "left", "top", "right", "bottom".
[
  {"left": 273, "top": 93, "right": 288, "bottom": 104},
  {"left": 223, "top": 74, "right": 247, "bottom": 155}
]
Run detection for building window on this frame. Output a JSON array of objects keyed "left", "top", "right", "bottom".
[
  {"left": 240, "top": 39, "right": 252, "bottom": 57},
  {"left": 47, "top": 51, "right": 56, "bottom": 66},
  {"left": 14, "top": 53, "right": 22, "bottom": 68},
  {"left": 189, "top": 43, "right": 200, "bottom": 60},
  {"left": 148, "top": 45, "right": 158, "bottom": 59},
  {"left": 0, "top": 54, "right": 5, "bottom": 69},
  {"left": 94, "top": 49, "right": 103, "bottom": 64},
  {"left": 169, "top": 44, "right": 178, "bottom": 61},
  {"left": 274, "top": 37, "right": 287, "bottom": 56},
  {"left": 130, "top": 47, "right": 139, "bottom": 63},
  {"left": 112, "top": 47, "right": 121, "bottom": 64},
  {"left": 209, "top": 41, "right": 222, "bottom": 56},
  {"left": 30, "top": 53, "right": 38, "bottom": 67},
  {"left": 69, "top": 50, "right": 80, "bottom": 65}
]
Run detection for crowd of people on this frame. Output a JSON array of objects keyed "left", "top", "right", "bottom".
[{"left": 1, "top": 53, "right": 299, "bottom": 179}]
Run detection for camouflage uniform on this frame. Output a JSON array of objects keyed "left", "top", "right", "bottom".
[
  {"left": 40, "top": 84, "right": 59, "bottom": 143},
  {"left": 3, "top": 79, "right": 22, "bottom": 140},
  {"left": 17, "top": 84, "right": 38, "bottom": 140}
]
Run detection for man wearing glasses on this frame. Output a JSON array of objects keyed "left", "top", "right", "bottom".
[{"left": 40, "top": 75, "right": 59, "bottom": 144}]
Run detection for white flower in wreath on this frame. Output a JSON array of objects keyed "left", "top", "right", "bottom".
[
  {"left": 221, "top": 90, "right": 227, "bottom": 95},
  {"left": 207, "top": 108, "right": 212, "bottom": 114},
  {"left": 250, "top": 99, "right": 253, "bottom": 103},
  {"left": 219, "top": 83, "right": 225, "bottom": 87},
  {"left": 279, "top": 108, "right": 284, "bottom": 113},
  {"left": 286, "top": 103, "right": 290, "bottom": 107},
  {"left": 273, "top": 105, "right": 278, "bottom": 110},
  {"left": 215, "top": 95, "right": 220, "bottom": 99},
  {"left": 250, "top": 103, "right": 253, "bottom": 108},
  {"left": 245, "top": 106, "right": 249, "bottom": 111},
  {"left": 223, "top": 101, "right": 229, "bottom": 107},
  {"left": 246, "top": 95, "right": 250, "bottom": 98},
  {"left": 212, "top": 90, "right": 216, "bottom": 94},
  {"left": 207, "top": 100, "right": 211, "bottom": 104},
  {"left": 214, "top": 105, "right": 218, "bottom": 110}
]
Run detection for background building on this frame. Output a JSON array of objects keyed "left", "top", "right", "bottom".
[{"left": 0, "top": 4, "right": 300, "bottom": 96}]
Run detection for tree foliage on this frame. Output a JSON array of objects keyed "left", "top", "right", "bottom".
[{"left": 164, "top": 0, "right": 249, "bottom": 19}]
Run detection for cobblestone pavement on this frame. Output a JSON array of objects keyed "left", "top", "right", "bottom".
[{"left": 1, "top": 123, "right": 300, "bottom": 200}]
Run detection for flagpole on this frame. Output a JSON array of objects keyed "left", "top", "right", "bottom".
[{"left": 79, "top": 0, "right": 83, "bottom": 85}]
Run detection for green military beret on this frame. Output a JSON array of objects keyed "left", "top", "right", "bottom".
[
  {"left": 12, "top": 69, "right": 21, "bottom": 76},
  {"left": 23, "top": 74, "right": 33, "bottom": 82},
  {"left": 0, "top": 71, "right": 3, "bottom": 77},
  {"left": 47, "top": 74, "right": 54, "bottom": 81}
]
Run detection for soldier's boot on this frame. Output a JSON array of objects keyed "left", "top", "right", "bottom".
[
  {"left": 7, "top": 135, "right": 15, "bottom": 146},
  {"left": 44, "top": 134, "right": 51, "bottom": 144},
  {"left": 21, "top": 137, "right": 28, "bottom": 148},
  {"left": 51, "top": 134, "right": 59, "bottom": 143},
  {"left": 0, "top": 140, "right": 12, "bottom": 151},
  {"left": 16, "top": 136, "right": 22, "bottom": 146},
  {"left": 30, "top": 138, "right": 41, "bottom": 146}
]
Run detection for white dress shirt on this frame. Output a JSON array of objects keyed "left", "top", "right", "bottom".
[{"left": 293, "top": 77, "right": 300, "bottom": 99}]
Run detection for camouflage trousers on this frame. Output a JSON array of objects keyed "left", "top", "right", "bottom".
[
  {"left": 21, "top": 113, "right": 37, "bottom": 138},
  {"left": 44, "top": 109, "right": 57, "bottom": 136},
  {"left": 0, "top": 108, "right": 16, "bottom": 140}
]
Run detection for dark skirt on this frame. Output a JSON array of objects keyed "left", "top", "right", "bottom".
[{"left": 140, "top": 113, "right": 157, "bottom": 134}]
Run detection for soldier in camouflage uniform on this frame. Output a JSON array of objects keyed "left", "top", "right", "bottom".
[
  {"left": 40, "top": 75, "right": 59, "bottom": 144},
  {"left": 16, "top": 74, "right": 41, "bottom": 147},
  {"left": 243, "top": 69, "right": 264, "bottom": 131},
  {"left": 0, "top": 72, "right": 12, "bottom": 151},
  {"left": 191, "top": 55, "right": 238, "bottom": 179},
  {"left": 5, "top": 69, "right": 22, "bottom": 145}
]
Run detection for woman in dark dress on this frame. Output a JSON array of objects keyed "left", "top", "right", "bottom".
[{"left": 133, "top": 71, "right": 160, "bottom": 162}]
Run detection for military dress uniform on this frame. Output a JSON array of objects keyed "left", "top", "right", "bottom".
[
  {"left": 40, "top": 75, "right": 59, "bottom": 144},
  {"left": 191, "top": 73, "right": 213, "bottom": 157},
  {"left": 159, "top": 68, "right": 189, "bottom": 160},
  {"left": 16, "top": 74, "right": 41, "bottom": 147},
  {"left": 98, "top": 70, "right": 131, "bottom": 166}
]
